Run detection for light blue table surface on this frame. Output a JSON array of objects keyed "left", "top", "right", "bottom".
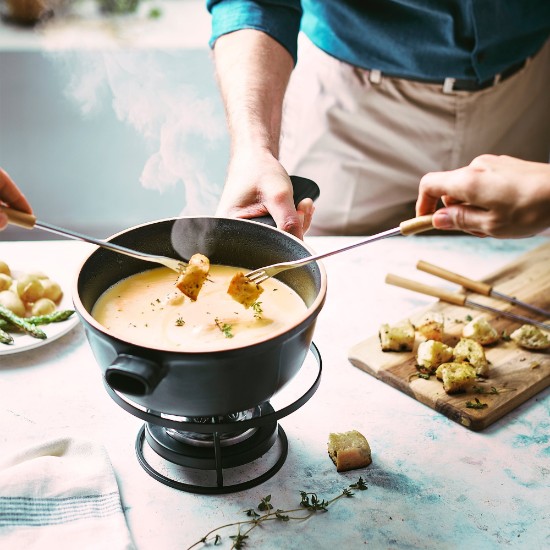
[{"left": 1, "top": 236, "right": 548, "bottom": 549}]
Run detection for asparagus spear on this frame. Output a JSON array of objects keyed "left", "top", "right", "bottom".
[
  {"left": 26, "top": 310, "right": 75, "bottom": 325},
  {"left": 0, "top": 305, "right": 47, "bottom": 339},
  {"left": 0, "top": 326, "right": 14, "bottom": 345}
]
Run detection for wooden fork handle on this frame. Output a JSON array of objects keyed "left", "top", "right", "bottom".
[
  {"left": 399, "top": 215, "right": 434, "bottom": 236},
  {"left": 0, "top": 205, "right": 36, "bottom": 229},
  {"left": 416, "top": 260, "right": 492, "bottom": 295},
  {"left": 385, "top": 273, "right": 468, "bottom": 306}
]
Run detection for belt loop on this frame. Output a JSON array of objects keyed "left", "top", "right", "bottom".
[
  {"left": 443, "top": 77, "right": 455, "bottom": 94},
  {"left": 369, "top": 69, "right": 382, "bottom": 84}
]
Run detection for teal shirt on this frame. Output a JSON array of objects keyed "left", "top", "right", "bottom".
[{"left": 206, "top": 0, "right": 550, "bottom": 82}]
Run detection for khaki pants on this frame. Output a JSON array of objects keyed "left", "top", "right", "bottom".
[{"left": 280, "top": 36, "right": 550, "bottom": 235}]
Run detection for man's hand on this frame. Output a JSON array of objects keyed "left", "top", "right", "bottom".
[
  {"left": 416, "top": 155, "right": 550, "bottom": 238},
  {"left": 216, "top": 149, "right": 314, "bottom": 239}
]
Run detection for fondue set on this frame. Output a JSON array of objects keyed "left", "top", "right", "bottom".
[{"left": 73, "top": 178, "right": 328, "bottom": 493}]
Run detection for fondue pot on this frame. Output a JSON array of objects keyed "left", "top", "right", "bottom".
[{"left": 74, "top": 201, "right": 327, "bottom": 419}]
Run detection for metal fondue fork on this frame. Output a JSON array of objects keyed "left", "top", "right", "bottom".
[
  {"left": 246, "top": 215, "right": 435, "bottom": 285},
  {"left": 2, "top": 206, "right": 186, "bottom": 273}
]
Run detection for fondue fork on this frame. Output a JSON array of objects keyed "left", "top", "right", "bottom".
[
  {"left": 246, "top": 215, "right": 435, "bottom": 285},
  {"left": 385, "top": 273, "right": 550, "bottom": 331},
  {"left": 416, "top": 260, "right": 550, "bottom": 318},
  {"left": 1, "top": 206, "right": 186, "bottom": 273}
]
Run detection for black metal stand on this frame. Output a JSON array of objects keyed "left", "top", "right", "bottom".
[{"left": 104, "top": 343, "right": 322, "bottom": 494}]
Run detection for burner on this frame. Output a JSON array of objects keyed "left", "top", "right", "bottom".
[
  {"left": 165, "top": 406, "right": 261, "bottom": 447},
  {"left": 104, "top": 344, "right": 322, "bottom": 494}
]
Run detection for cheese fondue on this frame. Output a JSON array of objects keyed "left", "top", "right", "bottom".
[{"left": 92, "top": 265, "right": 307, "bottom": 351}]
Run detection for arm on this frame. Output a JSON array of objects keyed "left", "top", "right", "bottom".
[
  {"left": 416, "top": 155, "right": 550, "bottom": 238},
  {"left": 0, "top": 169, "right": 32, "bottom": 230},
  {"left": 210, "top": 10, "right": 312, "bottom": 237}
]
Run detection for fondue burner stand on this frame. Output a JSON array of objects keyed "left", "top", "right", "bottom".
[{"left": 104, "top": 344, "right": 322, "bottom": 494}]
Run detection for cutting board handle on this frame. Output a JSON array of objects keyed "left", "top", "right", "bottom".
[{"left": 385, "top": 273, "right": 468, "bottom": 306}]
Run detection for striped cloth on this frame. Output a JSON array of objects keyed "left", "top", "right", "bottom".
[{"left": 0, "top": 438, "right": 135, "bottom": 550}]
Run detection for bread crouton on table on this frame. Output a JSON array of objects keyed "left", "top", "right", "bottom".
[{"left": 328, "top": 430, "right": 372, "bottom": 472}]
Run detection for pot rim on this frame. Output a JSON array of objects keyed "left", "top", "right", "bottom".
[{"left": 73, "top": 215, "right": 327, "bottom": 354}]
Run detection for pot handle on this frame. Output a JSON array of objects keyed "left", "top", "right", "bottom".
[
  {"left": 105, "top": 353, "right": 166, "bottom": 396},
  {"left": 252, "top": 175, "right": 320, "bottom": 227}
]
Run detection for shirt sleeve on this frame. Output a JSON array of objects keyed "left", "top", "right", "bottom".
[{"left": 206, "top": 0, "right": 303, "bottom": 63}]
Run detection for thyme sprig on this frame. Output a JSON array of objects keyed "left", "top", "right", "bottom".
[
  {"left": 215, "top": 317, "right": 234, "bottom": 338},
  {"left": 186, "top": 477, "right": 368, "bottom": 549}
]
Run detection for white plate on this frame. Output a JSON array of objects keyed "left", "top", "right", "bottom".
[{"left": 0, "top": 266, "right": 80, "bottom": 356}]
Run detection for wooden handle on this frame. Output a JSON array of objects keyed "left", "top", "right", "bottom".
[
  {"left": 399, "top": 215, "right": 434, "bottom": 236},
  {"left": 385, "top": 273, "right": 468, "bottom": 306},
  {"left": 417, "top": 260, "right": 492, "bottom": 296},
  {"left": 0, "top": 206, "right": 36, "bottom": 229}
]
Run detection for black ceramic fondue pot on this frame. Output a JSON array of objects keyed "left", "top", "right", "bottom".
[{"left": 74, "top": 184, "right": 327, "bottom": 418}]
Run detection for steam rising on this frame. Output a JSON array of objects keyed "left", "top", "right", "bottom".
[{"left": 49, "top": 50, "right": 226, "bottom": 214}]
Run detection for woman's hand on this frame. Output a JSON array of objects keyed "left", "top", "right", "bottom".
[
  {"left": 416, "top": 155, "right": 550, "bottom": 238},
  {"left": 0, "top": 169, "right": 32, "bottom": 230}
]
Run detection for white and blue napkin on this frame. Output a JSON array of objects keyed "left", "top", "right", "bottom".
[{"left": 0, "top": 437, "right": 135, "bottom": 550}]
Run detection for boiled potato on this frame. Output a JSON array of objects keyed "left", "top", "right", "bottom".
[
  {"left": 41, "top": 279, "right": 63, "bottom": 303},
  {"left": 16, "top": 274, "right": 44, "bottom": 302},
  {"left": 0, "top": 290, "right": 26, "bottom": 317},
  {"left": 31, "top": 297, "right": 57, "bottom": 316},
  {"left": 0, "top": 273, "right": 12, "bottom": 291}
]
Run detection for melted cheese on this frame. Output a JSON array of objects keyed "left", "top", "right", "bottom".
[{"left": 92, "top": 265, "right": 306, "bottom": 352}]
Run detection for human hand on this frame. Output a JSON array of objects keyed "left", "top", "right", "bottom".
[
  {"left": 0, "top": 169, "right": 32, "bottom": 231},
  {"left": 416, "top": 155, "right": 550, "bottom": 238},
  {"left": 215, "top": 149, "right": 314, "bottom": 240}
]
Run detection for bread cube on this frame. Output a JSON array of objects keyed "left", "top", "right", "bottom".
[
  {"left": 510, "top": 324, "right": 550, "bottom": 350},
  {"left": 462, "top": 315, "right": 499, "bottom": 345},
  {"left": 328, "top": 430, "right": 372, "bottom": 472},
  {"left": 176, "top": 253, "right": 210, "bottom": 301},
  {"left": 227, "top": 272, "right": 264, "bottom": 309},
  {"left": 416, "top": 339, "right": 454, "bottom": 373},
  {"left": 453, "top": 337, "right": 489, "bottom": 377},
  {"left": 379, "top": 320, "right": 415, "bottom": 351},
  {"left": 435, "top": 362, "right": 476, "bottom": 394},
  {"left": 415, "top": 312, "right": 444, "bottom": 341}
]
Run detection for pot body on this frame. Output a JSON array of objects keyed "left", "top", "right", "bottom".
[{"left": 74, "top": 217, "right": 326, "bottom": 417}]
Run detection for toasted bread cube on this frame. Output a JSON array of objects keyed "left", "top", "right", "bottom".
[
  {"left": 510, "top": 324, "right": 550, "bottom": 350},
  {"left": 176, "top": 253, "right": 210, "bottom": 301},
  {"left": 416, "top": 339, "right": 454, "bottom": 373},
  {"left": 454, "top": 337, "right": 489, "bottom": 377},
  {"left": 227, "top": 272, "right": 264, "bottom": 309},
  {"left": 415, "top": 312, "right": 444, "bottom": 341},
  {"left": 435, "top": 362, "right": 476, "bottom": 394},
  {"left": 462, "top": 315, "right": 499, "bottom": 345},
  {"left": 379, "top": 320, "right": 415, "bottom": 352},
  {"left": 328, "top": 430, "right": 372, "bottom": 472}
]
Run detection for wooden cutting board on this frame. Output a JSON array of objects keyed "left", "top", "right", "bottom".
[{"left": 348, "top": 241, "right": 550, "bottom": 431}]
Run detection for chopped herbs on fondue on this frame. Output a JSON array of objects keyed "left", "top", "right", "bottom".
[{"left": 91, "top": 264, "right": 306, "bottom": 352}]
